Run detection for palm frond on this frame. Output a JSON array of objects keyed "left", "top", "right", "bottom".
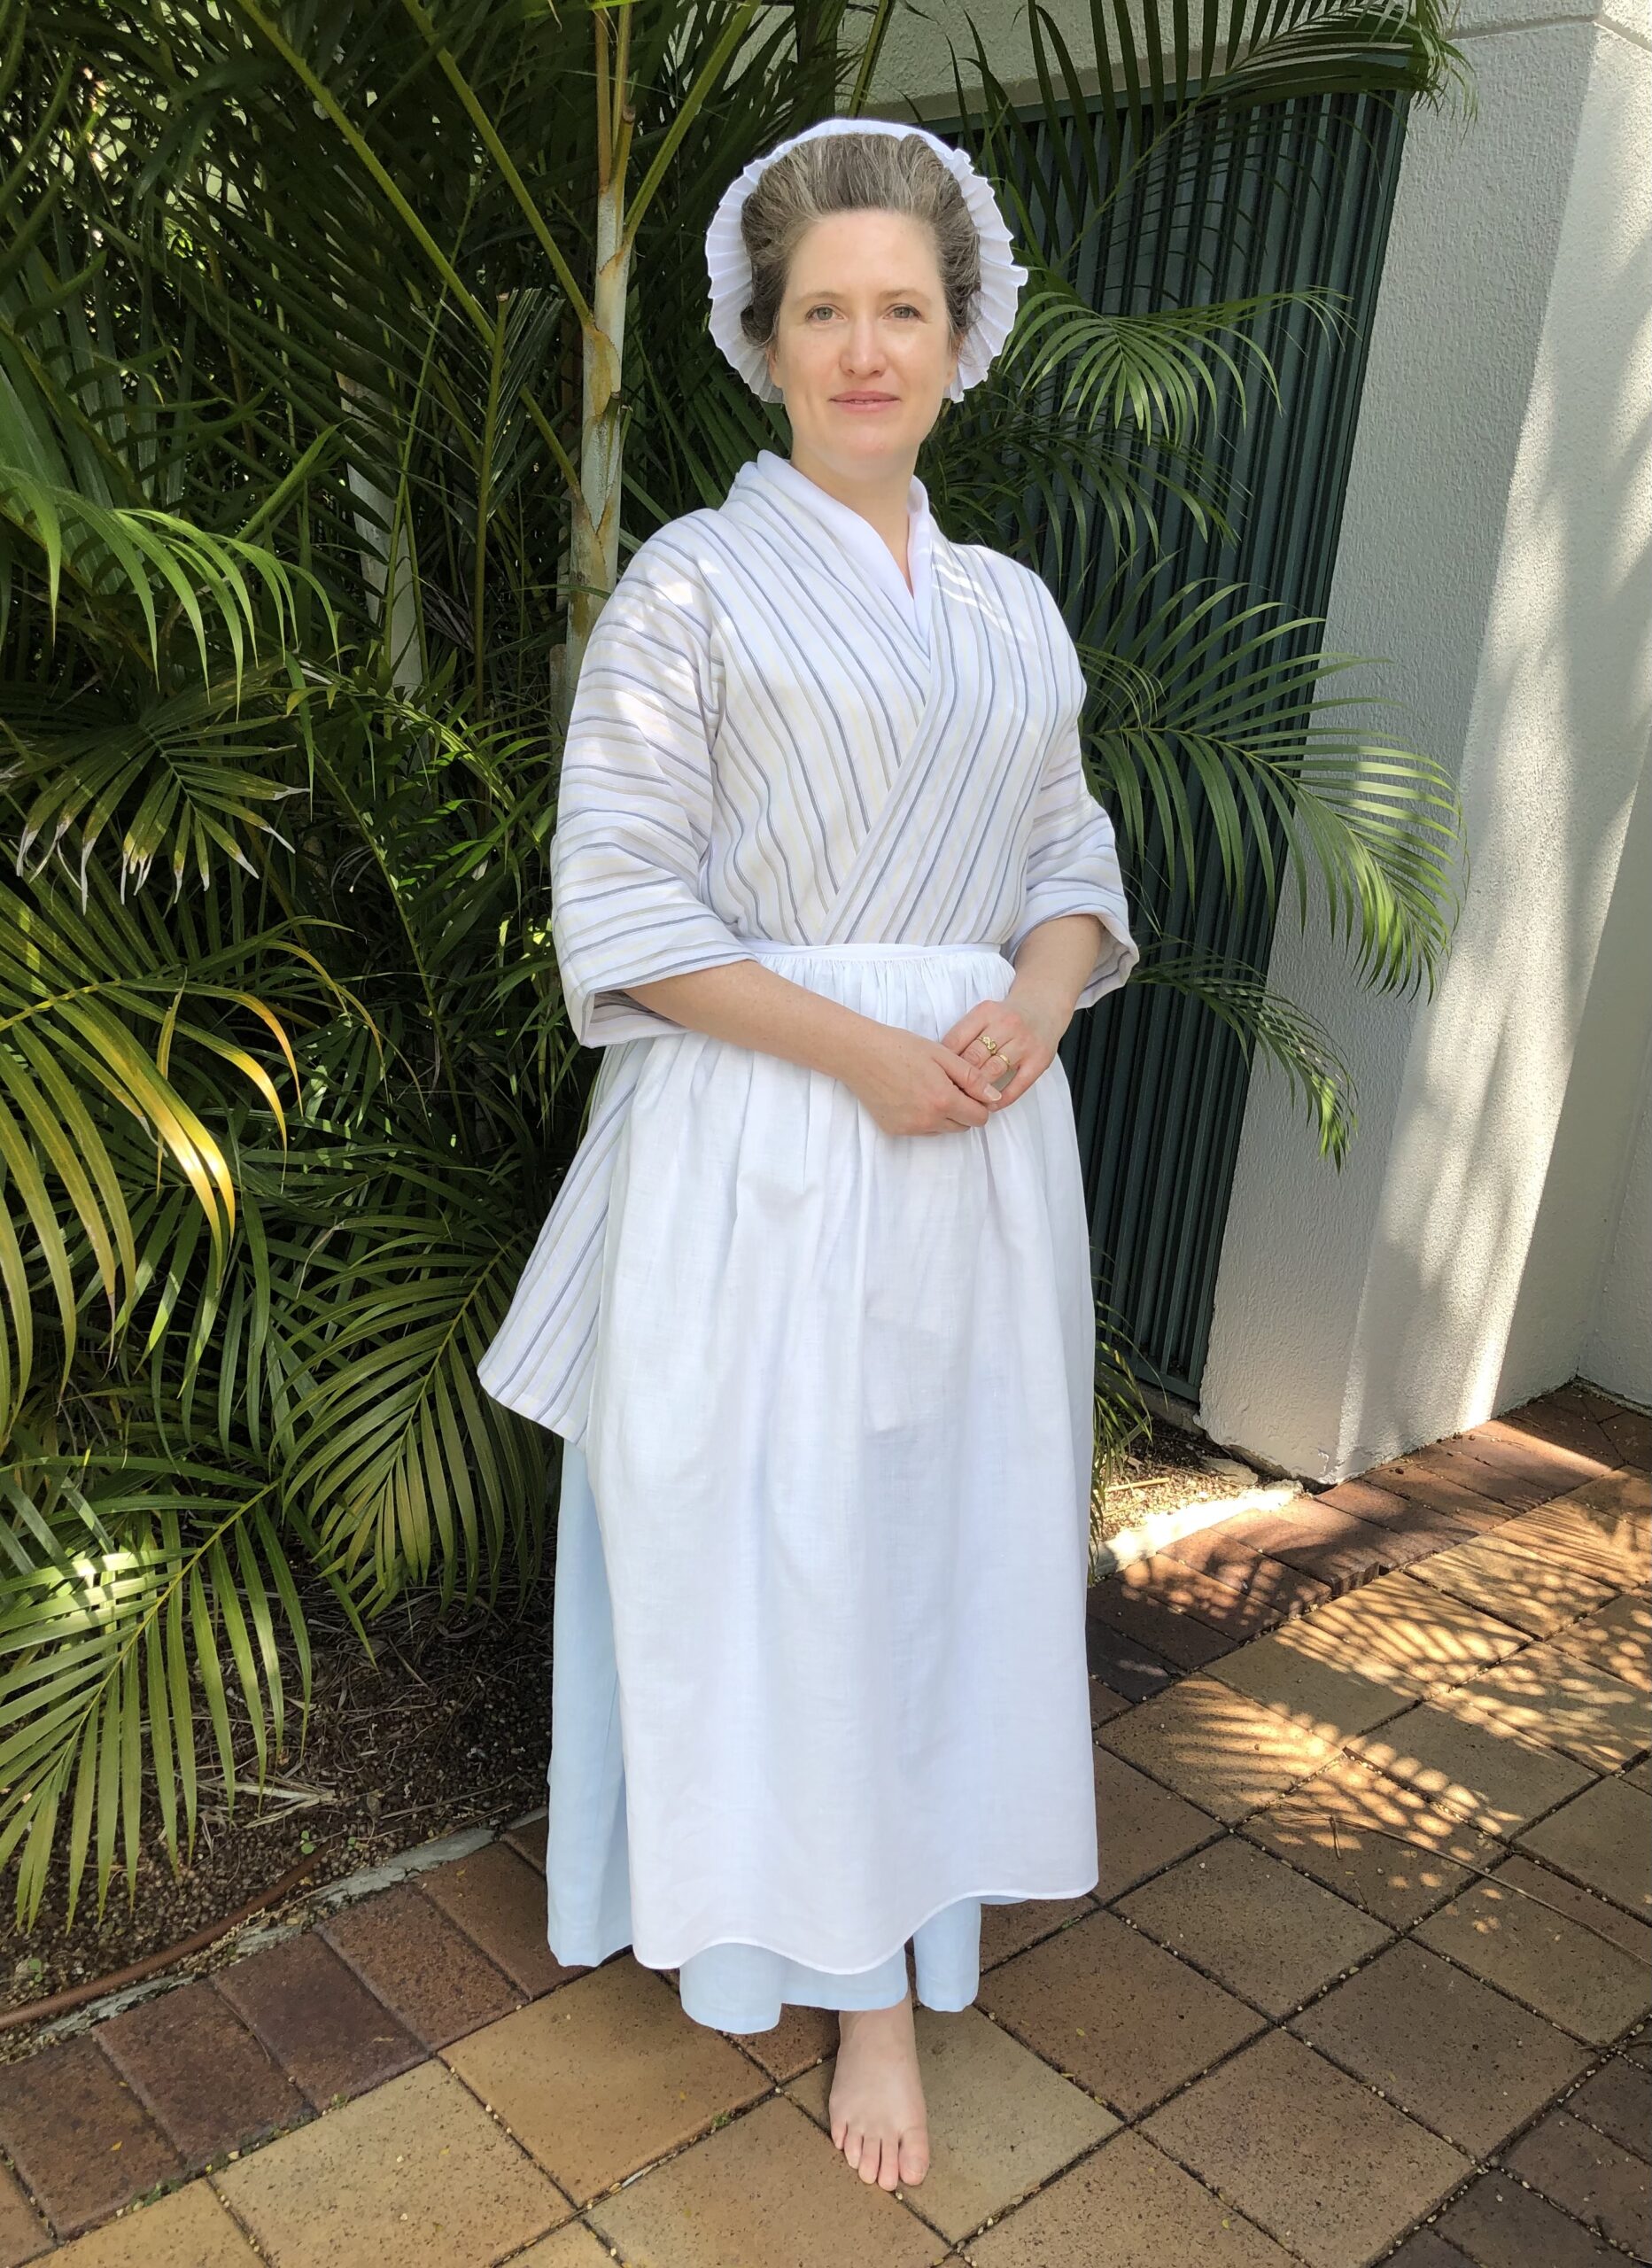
[
  {"left": 1130, "top": 938, "right": 1360, "bottom": 1161},
  {"left": 3, "top": 674, "right": 306, "bottom": 895},
  {"left": 273, "top": 1176, "right": 551, "bottom": 1614},
  {"left": 0, "top": 866, "right": 331, "bottom": 1442},
  {"left": 0, "top": 1447, "right": 331, "bottom": 1932},
  {"left": 0, "top": 465, "right": 339, "bottom": 695},
  {"left": 1069, "top": 570, "right": 1468, "bottom": 995}
]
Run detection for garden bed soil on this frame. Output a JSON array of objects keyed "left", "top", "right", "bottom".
[
  {"left": 1092, "top": 1420, "right": 1276, "bottom": 1549},
  {"left": 3, "top": 1415, "right": 1259, "bottom": 2056}
]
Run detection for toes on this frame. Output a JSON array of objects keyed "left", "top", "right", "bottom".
[
  {"left": 843, "top": 2126, "right": 863, "bottom": 2169},
  {"left": 898, "top": 2130, "right": 929, "bottom": 2186}
]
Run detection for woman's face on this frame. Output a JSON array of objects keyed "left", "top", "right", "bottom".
[{"left": 764, "top": 207, "right": 959, "bottom": 479}]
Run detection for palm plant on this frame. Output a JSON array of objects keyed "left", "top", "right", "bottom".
[{"left": 0, "top": 0, "right": 1469, "bottom": 1932}]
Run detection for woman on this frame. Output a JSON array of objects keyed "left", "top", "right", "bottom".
[{"left": 479, "top": 119, "right": 1140, "bottom": 2194}]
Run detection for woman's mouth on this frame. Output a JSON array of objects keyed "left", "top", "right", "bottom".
[{"left": 833, "top": 393, "right": 897, "bottom": 410}]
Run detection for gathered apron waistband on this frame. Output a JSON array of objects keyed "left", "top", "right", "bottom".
[{"left": 733, "top": 937, "right": 1005, "bottom": 959}]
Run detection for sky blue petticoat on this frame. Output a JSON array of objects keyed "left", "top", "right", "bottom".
[{"left": 545, "top": 1435, "right": 1012, "bottom": 2034}]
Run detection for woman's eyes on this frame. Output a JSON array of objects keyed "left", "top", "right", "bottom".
[{"left": 803, "top": 303, "right": 921, "bottom": 321}]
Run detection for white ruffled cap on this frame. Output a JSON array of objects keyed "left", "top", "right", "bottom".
[{"left": 705, "top": 118, "right": 1029, "bottom": 405}]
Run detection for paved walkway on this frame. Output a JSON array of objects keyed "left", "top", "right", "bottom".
[{"left": 0, "top": 1384, "right": 1647, "bottom": 2267}]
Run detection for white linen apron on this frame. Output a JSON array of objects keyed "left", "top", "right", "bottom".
[{"left": 578, "top": 936, "right": 1100, "bottom": 1979}]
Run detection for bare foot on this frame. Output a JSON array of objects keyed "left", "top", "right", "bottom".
[{"left": 828, "top": 1987, "right": 930, "bottom": 2189}]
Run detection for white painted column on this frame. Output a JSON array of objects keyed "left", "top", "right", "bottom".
[{"left": 1200, "top": 0, "right": 1652, "bottom": 1478}]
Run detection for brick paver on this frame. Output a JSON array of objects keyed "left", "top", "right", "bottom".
[
  {"left": 414, "top": 1837, "right": 583, "bottom": 1996},
  {"left": 0, "top": 2034, "right": 184, "bottom": 2241},
  {"left": 967, "top": 2128, "right": 1299, "bottom": 2265},
  {"left": 1433, "top": 2162, "right": 1630, "bottom": 2264},
  {"left": 1243, "top": 1750, "right": 1509, "bottom": 1928},
  {"left": 1087, "top": 1667, "right": 1132, "bottom": 1730},
  {"left": 320, "top": 1878, "right": 524, "bottom": 2048},
  {"left": 440, "top": 1956, "right": 767, "bottom": 2208},
  {"left": 978, "top": 1902, "right": 1267, "bottom": 2113},
  {"left": 1082, "top": 1612, "right": 1181, "bottom": 1700},
  {"left": 1095, "top": 1670, "right": 1343, "bottom": 1818},
  {"left": 1287, "top": 1937, "right": 1594, "bottom": 2155},
  {"left": 40, "top": 2184, "right": 257, "bottom": 2264},
  {"left": 1499, "top": 1481, "right": 1651, "bottom": 1589},
  {"left": 1085, "top": 1565, "right": 1242, "bottom": 1670},
  {"left": 977, "top": 1891, "right": 1097, "bottom": 1970},
  {"left": 1112, "top": 1830, "right": 1392, "bottom": 2016},
  {"left": 1449, "top": 1637, "right": 1651, "bottom": 1771},
  {"left": 95, "top": 1977, "right": 308, "bottom": 2175},
  {"left": 1175, "top": 1495, "right": 1410, "bottom": 1595},
  {"left": 1549, "top": 1586, "right": 1652, "bottom": 1691},
  {"left": 711, "top": 1993, "right": 837, "bottom": 2085},
  {"left": 1406, "top": 1527, "right": 1619, "bottom": 1634},
  {"left": 1331, "top": 1455, "right": 1517, "bottom": 1534},
  {"left": 1205, "top": 1618, "right": 1417, "bottom": 1742},
  {"left": 1346, "top": 1690, "right": 1598, "bottom": 1834},
  {"left": 1502, "top": 2104, "right": 1652, "bottom": 2258},
  {"left": 1110, "top": 1546, "right": 1335, "bottom": 1634},
  {"left": 516, "top": 2224, "right": 621, "bottom": 2267},
  {"left": 2, "top": 1381, "right": 1645, "bottom": 2265},
  {"left": 1515, "top": 1766, "right": 1652, "bottom": 1919},
  {"left": 500, "top": 1809, "right": 552, "bottom": 1871},
  {"left": 1414, "top": 1851, "right": 1652, "bottom": 2043},
  {"left": 213, "top": 2057, "right": 570, "bottom": 2266},
  {"left": 1603, "top": 1404, "right": 1652, "bottom": 1465},
  {"left": 1454, "top": 1409, "right": 1625, "bottom": 1497},
  {"left": 1090, "top": 1741, "right": 1222, "bottom": 1899},
  {"left": 1564, "top": 2052, "right": 1652, "bottom": 2155},
  {"left": 591, "top": 2093, "right": 946, "bottom": 2267},
  {"left": 210, "top": 1925, "right": 425, "bottom": 2108},
  {"left": 1138, "top": 2027, "right": 1473, "bottom": 2268},
  {"left": 1260, "top": 1566, "right": 1533, "bottom": 1699},
  {"left": 0, "top": 2163, "right": 50, "bottom": 2268}
]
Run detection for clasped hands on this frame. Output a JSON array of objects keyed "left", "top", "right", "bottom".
[{"left": 847, "top": 983, "right": 1071, "bottom": 1139}]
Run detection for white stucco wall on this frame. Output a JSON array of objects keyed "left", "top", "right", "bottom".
[
  {"left": 1579, "top": 1021, "right": 1652, "bottom": 1403},
  {"left": 878, "top": 0, "right": 1652, "bottom": 1475},
  {"left": 1199, "top": 2, "right": 1652, "bottom": 1476},
  {"left": 866, "top": 0, "right": 1113, "bottom": 102}
]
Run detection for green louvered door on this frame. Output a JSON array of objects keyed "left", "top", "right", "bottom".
[{"left": 942, "top": 85, "right": 1411, "bottom": 1402}]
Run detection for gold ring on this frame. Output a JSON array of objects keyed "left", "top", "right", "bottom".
[{"left": 980, "top": 1034, "right": 1000, "bottom": 1055}]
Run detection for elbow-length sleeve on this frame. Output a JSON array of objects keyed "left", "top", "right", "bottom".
[
  {"left": 1004, "top": 576, "right": 1142, "bottom": 1011},
  {"left": 550, "top": 533, "right": 755, "bottom": 1046}
]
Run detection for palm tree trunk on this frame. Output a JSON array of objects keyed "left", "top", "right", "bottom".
[
  {"left": 561, "top": 4, "right": 633, "bottom": 720},
  {"left": 566, "top": 175, "right": 627, "bottom": 709}
]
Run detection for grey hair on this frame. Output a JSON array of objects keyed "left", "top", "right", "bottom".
[{"left": 737, "top": 131, "right": 981, "bottom": 369}]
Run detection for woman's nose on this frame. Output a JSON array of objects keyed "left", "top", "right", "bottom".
[{"left": 840, "top": 317, "right": 886, "bottom": 371}]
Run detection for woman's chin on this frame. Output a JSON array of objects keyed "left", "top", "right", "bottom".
[{"left": 796, "top": 415, "right": 927, "bottom": 467}]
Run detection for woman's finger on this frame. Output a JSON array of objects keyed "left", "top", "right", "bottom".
[
  {"left": 966, "top": 1028, "right": 1022, "bottom": 1090},
  {"left": 935, "top": 1047, "right": 1005, "bottom": 1109},
  {"left": 986, "top": 1047, "right": 1047, "bottom": 1107},
  {"left": 941, "top": 999, "right": 1019, "bottom": 1057}
]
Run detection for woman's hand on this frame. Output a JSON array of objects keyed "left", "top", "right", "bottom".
[
  {"left": 941, "top": 982, "right": 1070, "bottom": 1108},
  {"left": 839, "top": 1023, "right": 1011, "bottom": 1137}
]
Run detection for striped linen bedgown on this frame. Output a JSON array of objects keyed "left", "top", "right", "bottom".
[{"left": 478, "top": 447, "right": 1139, "bottom": 2032}]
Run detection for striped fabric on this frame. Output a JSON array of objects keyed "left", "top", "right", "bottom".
[{"left": 478, "top": 448, "right": 1139, "bottom": 1441}]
